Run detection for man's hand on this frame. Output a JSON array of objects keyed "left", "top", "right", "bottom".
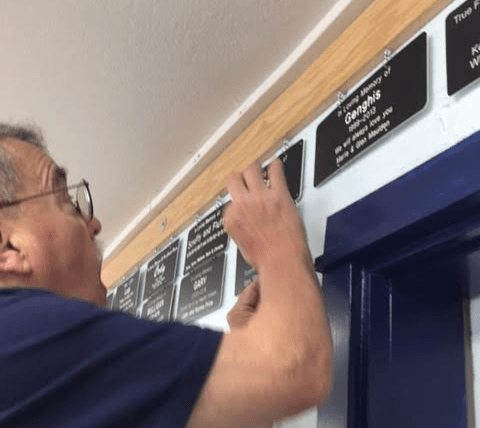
[
  {"left": 227, "top": 280, "right": 260, "bottom": 330},
  {"left": 223, "top": 159, "right": 309, "bottom": 272}
]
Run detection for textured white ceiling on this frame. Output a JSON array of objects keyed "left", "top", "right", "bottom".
[{"left": 0, "top": 0, "right": 372, "bottom": 258}]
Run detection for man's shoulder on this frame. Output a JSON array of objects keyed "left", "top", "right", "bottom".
[
  {"left": 0, "top": 287, "right": 105, "bottom": 329},
  {"left": 0, "top": 288, "right": 224, "bottom": 428},
  {"left": 0, "top": 287, "right": 223, "bottom": 346}
]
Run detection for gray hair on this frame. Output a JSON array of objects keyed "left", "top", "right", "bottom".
[{"left": 0, "top": 123, "right": 47, "bottom": 207}]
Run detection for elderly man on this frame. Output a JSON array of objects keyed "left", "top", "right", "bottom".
[{"left": 0, "top": 124, "right": 332, "bottom": 428}]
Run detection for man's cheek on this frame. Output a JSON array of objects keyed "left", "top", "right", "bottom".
[{"left": 95, "top": 239, "right": 104, "bottom": 269}]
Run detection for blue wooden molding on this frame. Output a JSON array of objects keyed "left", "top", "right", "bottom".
[{"left": 316, "top": 129, "right": 480, "bottom": 272}]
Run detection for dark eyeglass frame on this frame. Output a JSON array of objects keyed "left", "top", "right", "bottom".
[{"left": 0, "top": 179, "right": 94, "bottom": 221}]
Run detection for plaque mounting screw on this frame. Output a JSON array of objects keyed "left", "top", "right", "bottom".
[
  {"left": 384, "top": 49, "right": 392, "bottom": 64},
  {"left": 159, "top": 218, "right": 167, "bottom": 231}
]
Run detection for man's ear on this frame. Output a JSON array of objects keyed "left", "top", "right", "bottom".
[{"left": 0, "top": 231, "right": 32, "bottom": 275}]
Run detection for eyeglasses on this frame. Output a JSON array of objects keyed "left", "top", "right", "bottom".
[{"left": 0, "top": 179, "right": 94, "bottom": 221}]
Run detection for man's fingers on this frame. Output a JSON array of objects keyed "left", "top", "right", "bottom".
[
  {"left": 238, "top": 279, "right": 260, "bottom": 310},
  {"left": 242, "top": 162, "right": 265, "bottom": 193},
  {"left": 226, "top": 159, "right": 286, "bottom": 198},
  {"left": 226, "top": 162, "right": 263, "bottom": 197},
  {"left": 226, "top": 172, "right": 247, "bottom": 199},
  {"left": 227, "top": 279, "right": 260, "bottom": 329},
  {"left": 268, "top": 159, "right": 288, "bottom": 193}
]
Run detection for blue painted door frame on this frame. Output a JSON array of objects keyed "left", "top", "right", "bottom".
[{"left": 316, "top": 130, "right": 480, "bottom": 427}]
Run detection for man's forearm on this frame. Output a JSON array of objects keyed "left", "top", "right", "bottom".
[
  {"left": 259, "top": 250, "right": 330, "bottom": 347},
  {"left": 253, "top": 246, "right": 333, "bottom": 404}
]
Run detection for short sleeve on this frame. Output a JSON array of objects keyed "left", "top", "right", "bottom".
[{"left": 0, "top": 289, "right": 223, "bottom": 428}]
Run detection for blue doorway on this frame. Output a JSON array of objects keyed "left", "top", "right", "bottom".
[{"left": 316, "top": 130, "right": 480, "bottom": 427}]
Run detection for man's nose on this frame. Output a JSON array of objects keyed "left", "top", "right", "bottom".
[{"left": 87, "top": 216, "right": 102, "bottom": 238}]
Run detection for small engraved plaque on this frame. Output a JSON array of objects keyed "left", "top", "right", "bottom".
[
  {"left": 141, "top": 283, "right": 175, "bottom": 322},
  {"left": 112, "top": 270, "right": 140, "bottom": 316},
  {"left": 314, "top": 33, "right": 427, "bottom": 186},
  {"left": 446, "top": 0, "right": 480, "bottom": 95},
  {"left": 177, "top": 254, "right": 226, "bottom": 323},
  {"left": 184, "top": 207, "right": 228, "bottom": 274},
  {"left": 144, "top": 240, "right": 179, "bottom": 300},
  {"left": 280, "top": 139, "right": 304, "bottom": 202}
]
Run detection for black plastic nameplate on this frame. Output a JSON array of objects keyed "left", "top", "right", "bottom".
[
  {"left": 177, "top": 254, "right": 225, "bottom": 323},
  {"left": 314, "top": 32, "right": 427, "bottom": 186},
  {"left": 446, "top": 0, "right": 480, "bottom": 95},
  {"left": 280, "top": 139, "right": 304, "bottom": 202},
  {"left": 144, "top": 239, "right": 179, "bottom": 300},
  {"left": 235, "top": 249, "right": 258, "bottom": 296},
  {"left": 112, "top": 270, "right": 140, "bottom": 316},
  {"left": 184, "top": 207, "right": 228, "bottom": 274},
  {"left": 141, "top": 283, "right": 175, "bottom": 322}
]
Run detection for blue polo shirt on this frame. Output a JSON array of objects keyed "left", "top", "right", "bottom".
[{"left": 0, "top": 288, "right": 222, "bottom": 427}]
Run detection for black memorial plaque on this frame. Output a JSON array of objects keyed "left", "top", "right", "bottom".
[
  {"left": 177, "top": 254, "right": 226, "bottom": 323},
  {"left": 184, "top": 207, "right": 228, "bottom": 274},
  {"left": 141, "top": 283, "right": 175, "bottom": 322},
  {"left": 446, "top": 0, "right": 480, "bottom": 95},
  {"left": 235, "top": 249, "right": 258, "bottom": 296},
  {"left": 112, "top": 270, "right": 140, "bottom": 316},
  {"left": 279, "top": 139, "right": 304, "bottom": 202},
  {"left": 144, "top": 239, "right": 179, "bottom": 299},
  {"left": 314, "top": 32, "right": 427, "bottom": 186}
]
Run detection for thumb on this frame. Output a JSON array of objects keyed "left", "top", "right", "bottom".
[{"left": 237, "top": 279, "right": 260, "bottom": 310}]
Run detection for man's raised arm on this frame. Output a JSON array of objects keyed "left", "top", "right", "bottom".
[{"left": 187, "top": 159, "right": 333, "bottom": 428}]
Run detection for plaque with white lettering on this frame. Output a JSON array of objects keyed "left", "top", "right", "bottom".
[
  {"left": 177, "top": 254, "right": 226, "bottom": 323},
  {"left": 144, "top": 239, "right": 179, "bottom": 300},
  {"left": 279, "top": 139, "right": 304, "bottom": 202},
  {"left": 446, "top": 0, "right": 480, "bottom": 95},
  {"left": 314, "top": 32, "right": 427, "bottom": 186},
  {"left": 141, "top": 283, "right": 175, "bottom": 322},
  {"left": 184, "top": 207, "right": 229, "bottom": 274},
  {"left": 112, "top": 270, "right": 140, "bottom": 316},
  {"left": 235, "top": 249, "right": 258, "bottom": 296}
]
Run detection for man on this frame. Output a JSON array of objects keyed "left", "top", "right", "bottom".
[{"left": 0, "top": 123, "right": 332, "bottom": 427}]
